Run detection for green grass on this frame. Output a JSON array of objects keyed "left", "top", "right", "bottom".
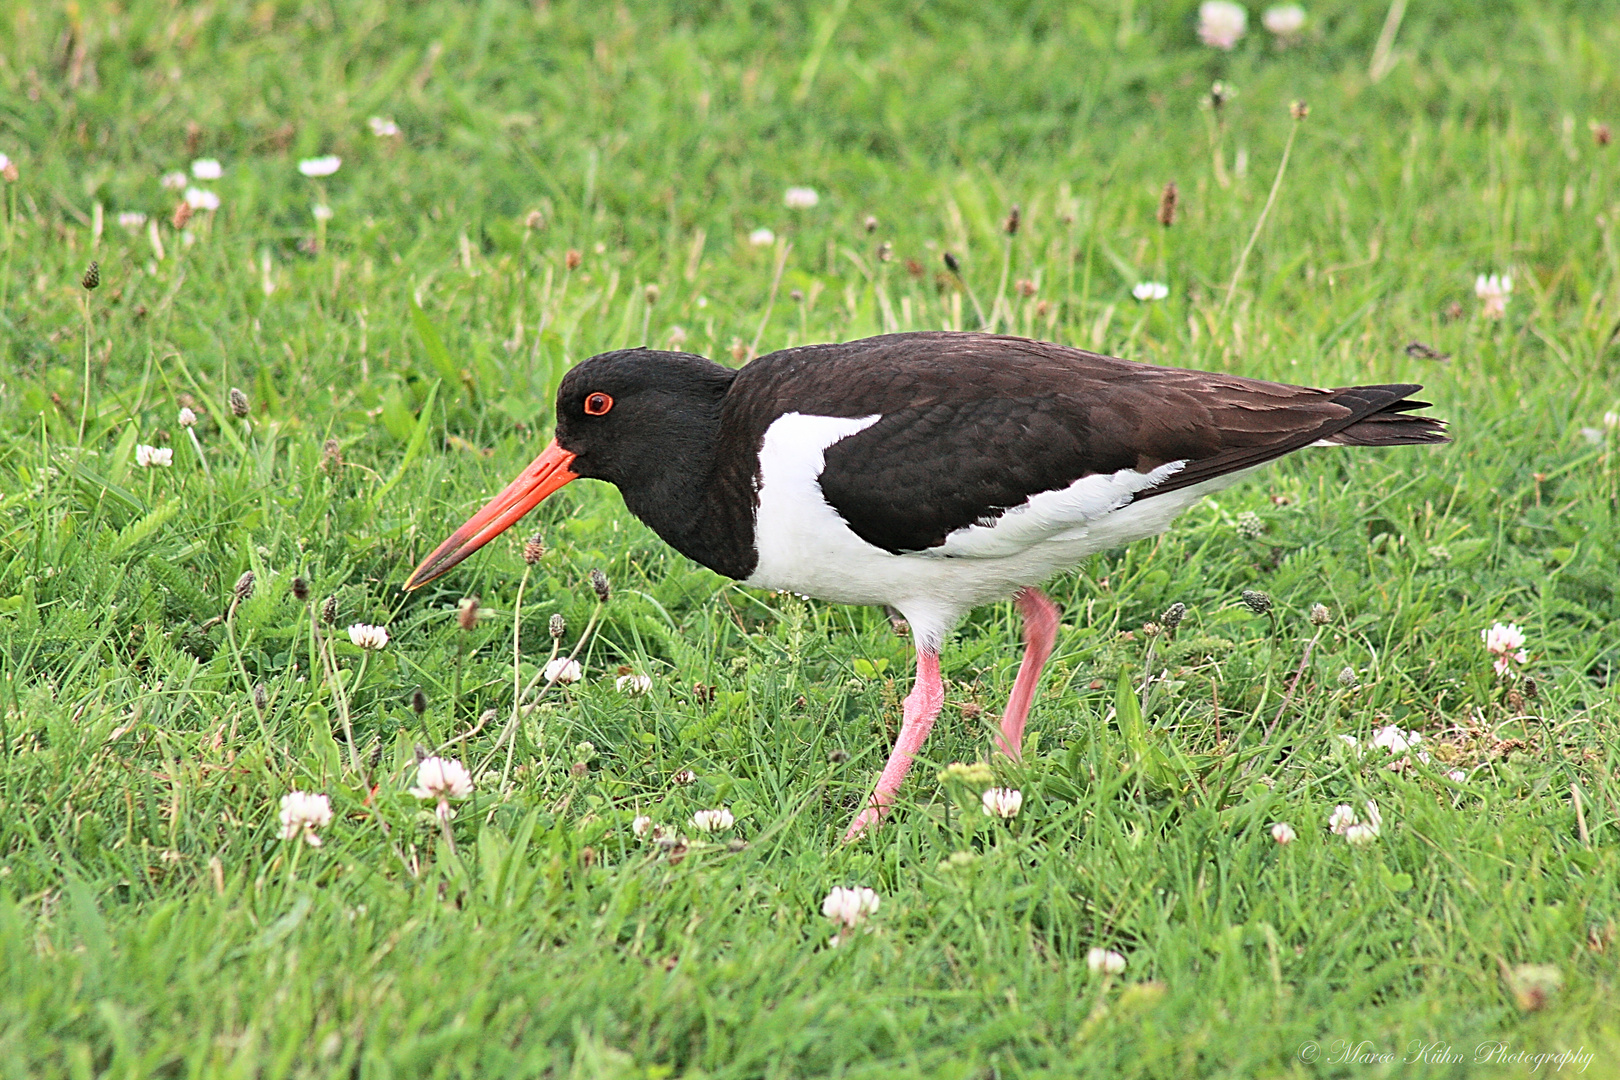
[{"left": 3, "top": 0, "right": 1620, "bottom": 1075}]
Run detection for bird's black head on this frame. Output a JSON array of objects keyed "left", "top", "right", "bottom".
[
  {"left": 402, "top": 348, "right": 739, "bottom": 592},
  {"left": 555, "top": 348, "right": 738, "bottom": 493}
]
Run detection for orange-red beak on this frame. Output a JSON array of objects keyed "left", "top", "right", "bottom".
[{"left": 403, "top": 438, "right": 578, "bottom": 590}]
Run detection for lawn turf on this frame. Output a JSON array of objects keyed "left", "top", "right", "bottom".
[{"left": 1, "top": 1, "right": 1619, "bottom": 1075}]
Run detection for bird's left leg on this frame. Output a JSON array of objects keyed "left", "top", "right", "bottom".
[
  {"left": 842, "top": 647, "right": 944, "bottom": 842},
  {"left": 994, "top": 586, "right": 1060, "bottom": 760}
]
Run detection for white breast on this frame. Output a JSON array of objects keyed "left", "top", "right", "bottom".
[{"left": 743, "top": 411, "right": 1259, "bottom": 650}]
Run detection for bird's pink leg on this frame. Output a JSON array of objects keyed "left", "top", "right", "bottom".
[
  {"left": 994, "top": 587, "right": 1060, "bottom": 761},
  {"left": 843, "top": 648, "right": 944, "bottom": 842}
]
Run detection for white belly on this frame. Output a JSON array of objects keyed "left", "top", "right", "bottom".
[{"left": 742, "top": 411, "right": 1256, "bottom": 649}]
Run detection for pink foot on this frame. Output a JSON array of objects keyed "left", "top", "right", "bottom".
[
  {"left": 843, "top": 649, "right": 944, "bottom": 842},
  {"left": 994, "top": 587, "right": 1059, "bottom": 761}
]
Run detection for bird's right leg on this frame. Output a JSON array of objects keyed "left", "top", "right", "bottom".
[
  {"left": 842, "top": 647, "right": 944, "bottom": 842},
  {"left": 993, "top": 586, "right": 1060, "bottom": 760}
]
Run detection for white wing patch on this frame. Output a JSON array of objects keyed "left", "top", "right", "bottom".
[
  {"left": 744, "top": 411, "right": 1263, "bottom": 652},
  {"left": 930, "top": 460, "right": 1186, "bottom": 558},
  {"left": 747, "top": 411, "right": 884, "bottom": 590}
]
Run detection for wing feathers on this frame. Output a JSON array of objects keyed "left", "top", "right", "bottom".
[{"left": 723, "top": 333, "right": 1447, "bottom": 555}]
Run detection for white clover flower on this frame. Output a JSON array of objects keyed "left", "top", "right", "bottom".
[
  {"left": 117, "top": 211, "right": 148, "bottom": 230},
  {"left": 1606, "top": 411, "right": 1620, "bottom": 430},
  {"left": 1483, "top": 622, "right": 1529, "bottom": 677},
  {"left": 1197, "top": 1, "right": 1248, "bottom": 49},
  {"left": 631, "top": 814, "right": 653, "bottom": 838},
  {"left": 1338, "top": 734, "right": 1359, "bottom": 748},
  {"left": 1086, "top": 947, "right": 1127, "bottom": 974},
  {"left": 134, "top": 444, "right": 173, "bottom": 468},
  {"left": 1475, "top": 274, "right": 1512, "bottom": 320},
  {"left": 616, "top": 672, "right": 653, "bottom": 694},
  {"left": 1132, "top": 280, "right": 1169, "bottom": 302},
  {"left": 691, "top": 808, "right": 735, "bottom": 833},
  {"left": 1447, "top": 769, "right": 1468, "bottom": 783},
  {"left": 178, "top": 407, "right": 197, "bottom": 427},
  {"left": 1261, "top": 4, "right": 1305, "bottom": 36},
  {"left": 278, "top": 790, "right": 333, "bottom": 846},
  {"left": 672, "top": 768, "right": 697, "bottom": 785},
  {"left": 410, "top": 756, "right": 473, "bottom": 801},
  {"left": 1364, "top": 799, "right": 1382, "bottom": 833},
  {"left": 312, "top": 204, "right": 334, "bottom": 222},
  {"left": 1345, "top": 822, "right": 1378, "bottom": 848},
  {"left": 784, "top": 186, "right": 819, "bottom": 209},
  {"left": 191, "top": 158, "right": 223, "bottom": 180},
  {"left": 347, "top": 623, "right": 389, "bottom": 650},
  {"left": 822, "top": 886, "right": 880, "bottom": 929},
  {"left": 184, "top": 187, "right": 220, "bottom": 211},
  {"left": 1328, "top": 804, "right": 1358, "bottom": 835},
  {"left": 1483, "top": 622, "right": 1526, "bottom": 656},
  {"left": 368, "top": 116, "right": 400, "bottom": 137},
  {"left": 748, "top": 227, "right": 776, "bottom": 246},
  {"left": 161, "top": 171, "right": 188, "bottom": 190},
  {"left": 981, "top": 787, "right": 1024, "bottom": 819},
  {"left": 298, "top": 156, "right": 342, "bottom": 178},
  {"left": 544, "top": 657, "right": 583, "bottom": 684},
  {"left": 1371, "top": 724, "right": 1423, "bottom": 753},
  {"left": 1271, "top": 822, "right": 1296, "bottom": 844}
]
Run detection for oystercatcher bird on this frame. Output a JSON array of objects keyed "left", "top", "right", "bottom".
[{"left": 405, "top": 332, "right": 1447, "bottom": 839}]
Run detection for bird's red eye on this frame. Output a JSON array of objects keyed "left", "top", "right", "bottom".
[{"left": 584, "top": 392, "right": 613, "bottom": 416}]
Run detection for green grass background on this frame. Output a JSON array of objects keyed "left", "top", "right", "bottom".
[{"left": 2, "top": 0, "right": 1619, "bottom": 1075}]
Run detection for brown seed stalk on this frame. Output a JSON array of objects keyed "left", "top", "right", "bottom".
[{"left": 1158, "top": 181, "right": 1178, "bottom": 227}]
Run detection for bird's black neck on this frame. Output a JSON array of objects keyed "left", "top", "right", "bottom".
[
  {"left": 558, "top": 354, "right": 760, "bottom": 580},
  {"left": 613, "top": 410, "right": 758, "bottom": 580}
]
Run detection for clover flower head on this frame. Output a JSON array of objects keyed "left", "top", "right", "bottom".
[
  {"left": 822, "top": 886, "right": 880, "bottom": 929},
  {"left": 1483, "top": 622, "right": 1529, "bottom": 677},
  {"left": 1262, "top": 4, "right": 1305, "bottom": 36},
  {"left": 691, "top": 808, "right": 735, "bottom": 833},
  {"left": 410, "top": 756, "right": 472, "bottom": 801},
  {"left": 347, "top": 623, "right": 389, "bottom": 650},
  {"left": 1371, "top": 724, "right": 1423, "bottom": 753},
  {"left": 616, "top": 673, "right": 653, "bottom": 694},
  {"left": 1345, "top": 822, "right": 1378, "bottom": 848},
  {"left": 981, "top": 787, "right": 1024, "bottom": 819},
  {"left": 1475, "top": 274, "right": 1512, "bottom": 319},
  {"left": 298, "top": 156, "right": 342, "bottom": 178},
  {"left": 1198, "top": 1, "right": 1248, "bottom": 49},
  {"left": 278, "top": 790, "right": 333, "bottom": 846},
  {"left": 1483, "top": 622, "right": 1526, "bottom": 655},
  {"left": 1086, "top": 947, "right": 1127, "bottom": 974},
  {"left": 544, "top": 657, "right": 583, "bottom": 684},
  {"left": 135, "top": 444, "right": 173, "bottom": 468}
]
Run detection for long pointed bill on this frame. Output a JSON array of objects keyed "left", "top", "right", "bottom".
[{"left": 403, "top": 439, "right": 578, "bottom": 590}]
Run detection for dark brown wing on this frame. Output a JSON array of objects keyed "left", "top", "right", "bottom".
[{"left": 725, "top": 332, "right": 1447, "bottom": 555}]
